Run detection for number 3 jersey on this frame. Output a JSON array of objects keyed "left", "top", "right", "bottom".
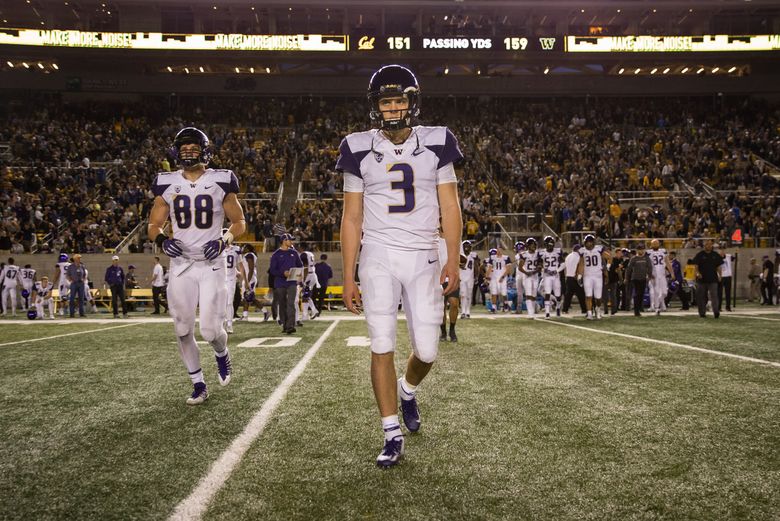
[
  {"left": 336, "top": 126, "right": 463, "bottom": 251},
  {"left": 152, "top": 168, "right": 239, "bottom": 261}
]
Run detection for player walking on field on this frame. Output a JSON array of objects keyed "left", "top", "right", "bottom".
[
  {"left": 148, "top": 127, "right": 246, "bottom": 405},
  {"left": 339, "top": 65, "right": 463, "bottom": 467}
]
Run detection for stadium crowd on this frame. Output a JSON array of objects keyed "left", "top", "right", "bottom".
[{"left": 1, "top": 95, "right": 778, "bottom": 256}]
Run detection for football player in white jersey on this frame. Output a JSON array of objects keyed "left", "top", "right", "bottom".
[
  {"left": 52, "top": 253, "right": 71, "bottom": 316},
  {"left": 539, "top": 236, "right": 564, "bottom": 318},
  {"left": 1, "top": 258, "right": 21, "bottom": 316},
  {"left": 648, "top": 238, "right": 674, "bottom": 315},
  {"left": 486, "top": 247, "right": 511, "bottom": 313},
  {"left": 458, "top": 240, "right": 478, "bottom": 318},
  {"left": 224, "top": 234, "right": 243, "bottom": 333},
  {"left": 338, "top": 65, "right": 463, "bottom": 467},
  {"left": 518, "top": 238, "right": 542, "bottom": 318},
  {"left": 438, "top": 236, "right": 459, "bottom": 341},
  {"left": 147, "top": 127, "right": 246, "bottom": 405},
  {"left": 513, "top": 241, "right": 526, "bottom": 314},
  {"left": 300, "top": 250, "right": 320, "bottom": 321},
  {"left": 577, "top": 234, "right": 610, "bottom": 320},
  {"left": 239, "top": 243, "right": 265, "bottom": 321},
  {"left": 19, "top": 264, "right": 36, "bottom": 310},
  {"left": 32, "top": 276, "right": 55, "bottom": 319}
]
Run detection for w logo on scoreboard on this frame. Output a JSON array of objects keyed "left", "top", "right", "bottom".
[{"left": 539, "top": 37, "right": 557, "bottom": 50}]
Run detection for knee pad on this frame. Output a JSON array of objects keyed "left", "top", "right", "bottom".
[
  {"left": 413, "top": 342, "right": 439, "bottom": 364},
  {"left": 370, "top": 336, "right": 395, "bottom": 355}
]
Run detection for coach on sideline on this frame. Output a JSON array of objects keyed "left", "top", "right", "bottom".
[
  {"left": 562, "top": 244, "right": 587, "bottom": 315},
  {"left": 269, "top": 233, "right": 303, "bottom": 334},
  {"left": 693, "top": 239, "right": 723, "bottom": 318},
  {"left": 624, "top": 243, "right": 651, "bottom": 317},
  {"left": 104, "top": 255, "right": 128, "bottom": 318}
]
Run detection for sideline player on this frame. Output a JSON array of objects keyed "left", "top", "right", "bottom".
[
  {"left": 20, "top": 264, "right": 36, "bottom": 310},
  {"left": 300, "top": 249, "right": 320, "bottom": 321},
  {"left": 439, "top": 236, "right": 459, "bottom": 342},
  {"left": 648, "top": 238, "right": 673, "bottom": 315},
  {"left": 577, "top": 234, "right": 610, "bottom": 320},
  {"left": 32, "top": 276, "right": 55, "bottom": 319},
  {"left": 539, "top": 236, "right": 563, "bottom": 318},
  {"left": 147, "top": 127, "right": 246, "bottom": 405},
  {"left": 459, "top": 240, "right": 478, "bottom": 318},
  {"left": 486, "top": 247, "right": 511, "bottom": 313},
  {"left": 52, "top": 253, "right": 71, "bottom": 316},
  {"left": 224, "top": 233, "right": 242, "bottom": 333},
  {"left": 338, "top": 65, "right": 463, "bottom": 467},
  {"left": 1, "top": 258, "right": 21, "bottom": 316},
  {"left": 518, "top": 238, "right": 541, "bottom": 318}
]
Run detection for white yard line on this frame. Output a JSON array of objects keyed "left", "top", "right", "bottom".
[
  {"left": 169, "top": 319, "right": 342, "bottom": 521},
  {"left": 0, "top": 323, "right": 142, "bottom": 347},
  {"left": 542, "top": 319, "right": 780, "bottom": 368},
  {"left": 725, "top": 314, "right": 780, "bottom": 322}
]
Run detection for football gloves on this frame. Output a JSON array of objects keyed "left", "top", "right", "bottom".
[
  {"left": 203, "top": 238, "right": 228, "bottom": 261},
  {"left": 162, "top": 238, "right": 184, "bottom": 258}
]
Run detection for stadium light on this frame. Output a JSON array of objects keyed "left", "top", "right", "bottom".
[
  {"left": 250, "top": 67, "right": 255, "bottom": 73},
  {"left": 52, "top": 63, "right": 58, "bottom": 70},
  {"left": 37, "top": 62, "right": 44, "bottom": 69},
  {"left": 199, "top": 66, "right": 204, "bottom": 72},
  {"left": 22, "top": 62, "right": 29, "bottom": 68},
  {"left": 697, "top": 67, "right": 705, "bottom": 74},
  {"left": 728, "top": 66, "right": 737, "bottom": 73},
  {"left": 634, "top": 68, "right": 641, "bottom": 74},
  {"left": 6, "top": 61, "right": 13, "bottom": 68},
  {"left": 234, "top": 67, "right": 240, "bottom": 73},
  {"left": 663, "top": 67, "right": 670, "bottom": 74},
  {"left": 681, "top": 67, "right": 689, "bottom": 73},
  {"left": 650, "top": 68, "right": 658, "bottom": 74},
  {"left": 712, "top": 67, "right": 719, "bottom": 73},
  {"left": 444, "top": 66, "right": 449, "bottom": 74},
  {"left": 618, "top": 67, "right": 624, "bottom": 74},
  {"left": 543, "top": 67, "right": 549, "bottom": 74},
  {"left": 166, "top": 66, "right": 172, "bottom": 72},
  {"left": 617, "top": 9, "right": 621, "bottom": 13},
  {"left": 184, "top": 67, "right": 189, "bottom": 74},
  {"left": 265, "top": 66, "right": 270, "bottom": 73}
]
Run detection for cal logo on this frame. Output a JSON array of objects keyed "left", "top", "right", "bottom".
[{"left": 358, "top": 36, "right": 375, "bottom": 50}]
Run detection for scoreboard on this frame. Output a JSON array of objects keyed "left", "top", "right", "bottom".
[{"left": 0, "top": 28, "right": 778, "bottom": 54}]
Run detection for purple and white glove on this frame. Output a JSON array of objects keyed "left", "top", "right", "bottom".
[
  {"left": 162, "top": 238, "right": 184, "bottom": 258},
  {"left": 203, "top": 238, "right": 227, "bottom": 261}
]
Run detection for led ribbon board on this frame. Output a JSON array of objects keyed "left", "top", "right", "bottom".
[
  {"left": 566, "top": 34, "right": 780, "bottom": 53},
  {"left": 0, "top": 28, "right": 348, "bottom": 51}
]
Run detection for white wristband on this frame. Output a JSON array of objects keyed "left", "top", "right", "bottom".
[{"left": 222, "top": 231, "right": 234, "bottom": 245}]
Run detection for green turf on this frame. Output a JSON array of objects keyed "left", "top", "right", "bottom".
[
  {"left": 0, "top": 316, "right": 778, "bottom": 520},
  {"left": 206, "top": 319, "right": 779, "bottom": 521},
  {"left": 559, "top": 313, "right": 780, "bottom": 362},
  {"left": 0, "top": 319, "right": 332, "bottom": 520}
]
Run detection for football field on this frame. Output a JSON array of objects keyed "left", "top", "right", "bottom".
[{"left": 1, "top": 309, "right": 778, "bottom": 520}]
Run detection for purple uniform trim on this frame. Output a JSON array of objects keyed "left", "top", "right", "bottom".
[
  {"left": 425, "top": 128, "right": 464, "bottom": 170},
  {"left": 152, "top": 175, "right": 170, "bottom": 197},
  {"left": 335, "top": 138, "right": 369, "bottom": 179},
  {"left": 217, "top": 171, "right": 240, "bottom": 195}
]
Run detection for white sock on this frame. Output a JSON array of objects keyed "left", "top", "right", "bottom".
[
  {"left": 399, "top": 376, "right": 417, "bottom": 400},
  {"left": 242, "top": 310, "right": 248, "bottom": 319},
  {"left": 545, "top": 301, "right": 550, "bottom": 313},
  {"left": 188, "top": 368, "right": 205, "bottom": 385},
  {"left": 215, "top": 347, "right": 229, "bottom": 358},
  {"left": 527, "top": 299, "right": 535, "bottom": 317},
  {"left": 382, "top": 415, "right": 403, "bottom": 441},
  {"left": 177, "top": 333, "right": 202, "bottom": 377}
]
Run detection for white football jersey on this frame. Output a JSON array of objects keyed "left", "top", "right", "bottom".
[
  {"left": 582, "top": 245, "right": 605, "bottom": 277},
  {"left": 519, "top": 251, "right": 540, "bottom": 277},
  {"left": 460, "top": 252, "right": 478, "bottom": 281},
  {"left": 721, "top": 254, "right": 733, "bottom": 277},
  {"left": 2, "top": 264, "right": 20, "bottom": 287},
  {"left": 489, "top": 255, "right": 511, "bottom": 279},
  {"left": 34, "top": 281, "right": 53, "bottom": 299},
  {"left": 152, "top": 168, "right": 239, "bottom": 261},
  {"left": 648, "top": 248, "right": 668, "bottom": 275},
  {"left": 539, "top": 248, "right": 562, "bottom": 276},
  {"left": 337, "top": 126, "right": 462, "bottom": 251},
  {"left": 303, "top": 251, "right": 316, "bottom": 274},
  {"left": 225, "top": 245, "right": 242, "bottom": 283},
  {"left": 241, "top": 251, "right": 258, "bottom": 283},
  {"left": 20, "top": 268, "right": 36, "bottom": 287},
  {"left": 56, "top": 261, "right": 70, "bottom": 286}
]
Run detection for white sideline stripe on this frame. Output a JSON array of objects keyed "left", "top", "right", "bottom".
[
  {"left": 726, "top": 314, "right": 780, "bottom": 322},
  {"left": 543, "top": 320, "right": 780, "bottom": 368},
  {"left": 169, "top": 319, "right": 342, "bottom": 521},
  {"left": 0, "top": 323, "right": 142, "bottom": 347}
]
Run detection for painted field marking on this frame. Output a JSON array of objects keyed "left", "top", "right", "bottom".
[
  {"left": 169, "top": 319, "right": 342, "bottom": 521},
  {"left": 726, "top": 314, "right": 780, "bottom": 322},
  {"left": 542, "top": 319, "right": 780, "bottom": 368},
  {"left": 0, "top": 323, "right": 142, "bottom": 348},
  {"left": 237, "top": 337, "right": 302, "bottom": 348},
  {"left": 346, "top": 336, "right": 371, "bottom": 347}
]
